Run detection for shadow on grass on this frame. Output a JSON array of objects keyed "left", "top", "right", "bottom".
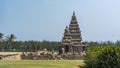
[{"left": 77, "top": 65, "right": 85, "bottom": 68}]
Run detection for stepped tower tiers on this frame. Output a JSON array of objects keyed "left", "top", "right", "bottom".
[{"left": 59, "top": 12, "right": 89, "bottom": 54}]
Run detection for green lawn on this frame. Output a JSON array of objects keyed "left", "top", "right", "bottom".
[{"left": 0, "top": 60, "right": 84, "bottom": 68}]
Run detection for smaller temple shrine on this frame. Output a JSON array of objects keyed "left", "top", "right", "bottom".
[{"left": 59, "top": 12, "right": 89, "bottom": 54}]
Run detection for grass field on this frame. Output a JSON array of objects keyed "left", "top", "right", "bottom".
[{"left": 0, "top": 60, "right": 84, "bottom": 68}]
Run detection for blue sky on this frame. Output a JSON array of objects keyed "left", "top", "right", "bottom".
[{"left": 0, "top": 0, "right": 120, "bottom": 41}]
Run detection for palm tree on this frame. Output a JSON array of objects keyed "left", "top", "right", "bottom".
[
  {"left": 6, "top": 34, "right": 16, "bottom": 42},
  {"left": 5, "top": 34, "right": 17, "bottom": 51},
  {"left": 9, "top": 34, "right": 17, "bottom": 42}
]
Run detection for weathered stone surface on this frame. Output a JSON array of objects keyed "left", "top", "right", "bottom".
[{"left": 59, "top": 12, "right": 89, "bottom": 55}]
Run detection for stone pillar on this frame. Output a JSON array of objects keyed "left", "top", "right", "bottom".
[{"left": 52, "top": 48, "right": 54, "bottom": 54}]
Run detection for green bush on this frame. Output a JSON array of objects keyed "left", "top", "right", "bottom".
[{"left": 83, "top": 46, "right": 120, "bottom": 68}]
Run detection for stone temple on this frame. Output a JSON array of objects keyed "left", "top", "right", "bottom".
[{"left": 59, "top": 12, "right": 89, "bottom": 54}]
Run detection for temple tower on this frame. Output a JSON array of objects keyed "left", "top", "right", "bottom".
[{"left": 59, "top": 12, "right": 88, "bottom": 54}]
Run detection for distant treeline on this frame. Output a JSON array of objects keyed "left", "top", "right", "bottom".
[
  {"left": 0, "top": 40, "right": 60, "bottom": 52},
  {"left": 0, "top": 33, "right": 120, "bottom": 52},
  {"left": 0, "top": 33, "right": 60, "bottom": 52},
  {"left": 89, "top": 41, "right": 120, "bottom": 46}
]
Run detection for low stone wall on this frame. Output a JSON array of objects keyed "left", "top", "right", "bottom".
[
  {"left": 0, "top": 52, "right": 84, "bottom": 60},
  {"left": 0, "top": 52, "right": 22, "bottom": 60},
  {"left": 0, "top": 52, "right": 22, "bottom": 55}
]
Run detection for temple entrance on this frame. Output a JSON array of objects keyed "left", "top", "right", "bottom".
[
  {"left": 0, "top": 56, "right": 2, "bottom": 59},
  {"left": 82, "top": 46, "right": 85, "bottom": 52},
  {"left": 65, "top": 45, "right": 69, "bottom": 52}
]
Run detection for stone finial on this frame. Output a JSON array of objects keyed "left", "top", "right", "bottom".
[{"left": 73, "top": 11, "right": 75, "bottom": 16}]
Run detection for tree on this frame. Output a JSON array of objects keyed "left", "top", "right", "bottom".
[
  {"left": 83, "top": 46, "right": 120, "bottom": 68},
  {"left": 0, "top": 33, "right": 3, "bottom": 41},
  {"left": 0, "top": 33, "right": 4, "bottom": 50},
  {"left": 4, "top": 34, "right": 17, "bottom": 51},
  {"left": 6, "top": 34, "right": 16, "bottom": 42}
]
